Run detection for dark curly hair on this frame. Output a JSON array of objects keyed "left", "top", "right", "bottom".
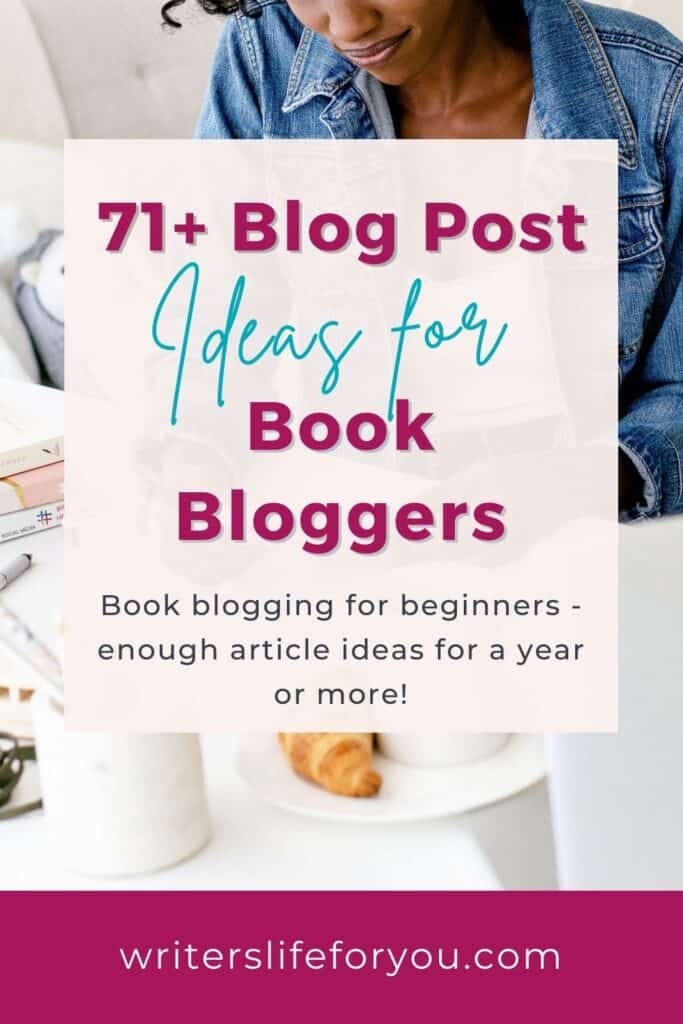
[
  {"left": 161, "top": 0, "right": 255, "bottom": 27},
  {"left": 162, "top": 0, "right": 528, "bottom": 50}
]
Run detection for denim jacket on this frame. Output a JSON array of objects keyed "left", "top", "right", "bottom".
[{"left": 197, "top": 0, "right": 683, "bottom": 520}]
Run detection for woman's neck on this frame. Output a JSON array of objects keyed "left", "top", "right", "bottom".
[{"left": 395, "top": 3, "right": 532, "bottom": 132}]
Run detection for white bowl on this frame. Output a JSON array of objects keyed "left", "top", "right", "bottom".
[{"left": 377, "top": 732, "right": 510, "bottom": 768}]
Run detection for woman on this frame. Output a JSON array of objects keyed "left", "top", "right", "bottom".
[{"left": 163, "top": 0, "right": 683, "bottom": 520}]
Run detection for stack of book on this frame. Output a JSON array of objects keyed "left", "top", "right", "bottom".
[
  {"left": 0, "top": 385, "right": 64, "bottom": 544},
  {"left": 0, "top": 383, "right": 64, "bottom": 736}
]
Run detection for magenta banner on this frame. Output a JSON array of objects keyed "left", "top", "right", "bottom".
[{"left": 4, "top": 892, "right": 679, "bottom": 1021}]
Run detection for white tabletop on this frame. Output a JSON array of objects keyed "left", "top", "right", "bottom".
[
  {"left": 0, "top": 382, "right": 64, "bottom": 717},
  {"left": 0, "top": 489, "right": 62, "bottom": 739},
  {"left": 5, "top": 486, "right": 679, "bottom": 892},
  {"left": 0, "top": 382, "right": 502, "bottom": 891},
  {"left": 0, "top": 522, "right": 501, "bottom": 890},
  {"left": 0, "top": 526, "right": 63, "bottom": 652},
  {"left": 3, "top": 734, "right": 501, "bottom": 891}
]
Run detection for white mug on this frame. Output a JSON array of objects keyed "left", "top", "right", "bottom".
[
  {"left": 32, "top": 691, "right": 211, "bottom": 877},
  {"left": 378, "top": 732, "right": 509, "bottom": 768}
]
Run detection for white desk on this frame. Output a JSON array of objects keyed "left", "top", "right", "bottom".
[
  {"left": 0, "top": 495, "right": 64, "bottom": 737},
  {"left": 0, "top": 378, "right": 526, "bottom": 891},
  {"left": 0, "top": 380, "right": 64, "bottom": 733},
  {"left": 0, "top": 492, "right": 502, "bottom": 890},
  {"left": 3, "top": 734, "right": 502, "bottom": 891},
  {"left": 0, "top": 526, "right": 63, "bottom": 654}
]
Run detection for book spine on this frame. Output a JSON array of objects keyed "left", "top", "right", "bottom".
[
  {"left": 0, "top": 463, "right": 65, "bottom": 516},
  {"left": 0, "top": 501, "right": 65, "bottom": 544},
  {"left": 0, "top": 438, "right": 64, "bottom": 479}
]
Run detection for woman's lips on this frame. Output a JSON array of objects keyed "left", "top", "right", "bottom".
[{"left": 340, "top": 29, "right": 411, "bottom": 68}]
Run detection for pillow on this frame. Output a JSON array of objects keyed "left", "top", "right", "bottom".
[
  {"left": 0, "top": 205, "right": 41, "bottom": 381},
  {"left": 0, "top": 283, "right": 39, "bottom": 382},
  {"left": 14, "top": 229, "right": 64, "bottom": 389}
]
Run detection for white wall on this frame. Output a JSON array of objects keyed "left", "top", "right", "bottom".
[{"left": 620, "top": 0, "right": 683, "bottom": 34}]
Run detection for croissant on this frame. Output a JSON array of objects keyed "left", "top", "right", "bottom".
[{"left": 279, "top": 733, "right": 382, "bottom": 797}]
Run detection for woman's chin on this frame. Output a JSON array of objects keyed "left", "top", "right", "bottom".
[
  {"left": 360, "top": 63, "right": 415, "bottom": 87},
  {"left": 357, "top": 47, "right": 426, "bottom": 88}
]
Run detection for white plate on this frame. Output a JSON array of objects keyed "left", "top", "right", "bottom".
[{"left": 235, "top": 734, "right": 546, "bottom": 824}]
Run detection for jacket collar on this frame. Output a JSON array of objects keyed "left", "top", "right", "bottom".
[
  {"left": 282, "top": 0, "right": 637, "bottom": 168},
  {"left": 524, "top": 0, "right": 637, "bottom": 168},
  {"left": 282, "top": 27, "right": 357, "bottom": 111}
]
